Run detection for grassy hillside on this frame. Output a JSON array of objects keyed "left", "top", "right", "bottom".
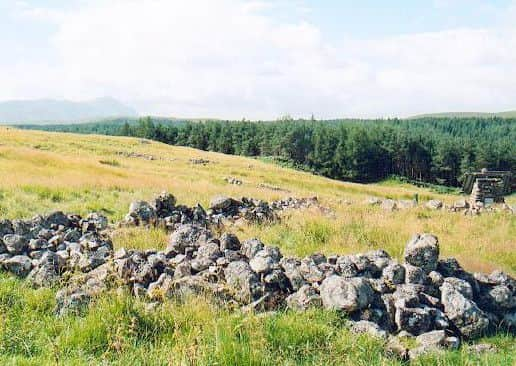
[{"left": 0, "top": 126, "right": 514, "bottom": 365}]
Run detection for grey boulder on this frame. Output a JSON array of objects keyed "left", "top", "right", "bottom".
[
  {"left": 404, "top": 234, "right": 439, "bottom": 272},
  {"left": 319, "top": 275, "right": 374, "bottom": 312}
]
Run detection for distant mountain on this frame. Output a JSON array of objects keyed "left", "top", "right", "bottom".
[
  {"left": 410, "top": 111, "right": 516, "bottom": 119},
  {"left": 0, "top": 97, "right": 137, "bottom": 124}
]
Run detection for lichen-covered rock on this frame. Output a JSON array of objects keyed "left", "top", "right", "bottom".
[
  {"left": 3, "top": 255, "right": 32, "bottom": 277},
  {"left": 126, "top": 200, "right": 157, "bottom": 225},
  {"left": 82, "top": 213, "right": 108, "bottom": 232},
  {"left": 45, "top": 211, "right": 70, "bottom": 228},
  {"left": 395, "top": 306, "right": 433, "bottom": 335},
  {"left": 480, "top": 285, "right": 515, "bottom": 311},
  {"left": 196, "top": 242, "right": 222, "bottom": 261},
  {"left": 382, "top": 263, "right": 405, "bottom": 285},
  {"left": 300, "top": 259, "right": 325, "bottom": 284},
  {"left": 404, "top": 234, "right": 439, "bottom": 272},
  {"left": 350, "top": 320, "right": 388, "bottom": 339},
  {"left": 320, "top": 275, "right": 374, "bottom": 312},
  {"left": 2, "top": 234, "right": 28, "bottom": 254},
  {"left": 219, "top": 233, "right": 241, "bottom": 251},
  {"left": 381, "top": 199, "right": 397, "bottom": 211},
  {"left": 280, "top": 257, "right": 306, "bottom": 291},
  {"left": 153, "top": 192, "right": 176, "bottom": 216},
  {"left": 336, "top": 256, "right": 359, "bottom": 278},
  {"left": 415, "top": 330, "right": 446, "bottom": 347},
  {"left": 442, "top": 277, "right": 473, "bottom": 299},
  {"left": 224, "top": 261, "right": 261, "bottom": 303},
  {"left": 166, "top": 224, "right": 212, "bottom": 254},
  {"left": 27, "top": 251, "right": 59, "bottom": 287},
  {"left": 426, "top": 200, "right": 443, "bottom": 210},
  {"left": 286, "top": 284, "right": 322, "bottom": 310},
  {"left": 250, "top": 250, "right": 275, "bottom": 274},
  {"left": 404, "top": 264, "right": 425, "bottom": 284},
  {"left": 209, "top": 196, "right": 236, "bottom": 211},
  {"left": 240, "top": 238, "right": 264, "bottom": 259},
  {"left": 441, "top": 281, "right": 489, "bottom": 338},
  {"left": 0, "top": 220, "right": 14, "bottom": 237},
  {"left": 55, "top": 288, "right": 91, "bottom": 316}
]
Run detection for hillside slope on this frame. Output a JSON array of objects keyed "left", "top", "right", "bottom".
[
  {"left": 0, "top": 127, "right": 514, "bottom": 365},
  {"left": 0, "top": 126, "right": 513, "bottom": 273}
]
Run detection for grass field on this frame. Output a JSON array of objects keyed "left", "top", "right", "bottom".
[{"left": 0, "top": 126, "right": 514, "bottom": 365}]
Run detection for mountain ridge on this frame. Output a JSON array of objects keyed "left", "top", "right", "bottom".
[{"left": 0, "top": 97, "right": 137, "bottom": 124}]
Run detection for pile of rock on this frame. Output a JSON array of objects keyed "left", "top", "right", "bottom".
[
  {"left": 258, "top": 183, "right": 291, "bottom": 193},
  {"left": 365, "top": 197, "right": 417, "bottom": 211},
  {"left": 224, "top": 176, "right": 243, "bottom": 185},
  {"left": 271, "top": 196, "right": 319, "bottom": 210},
  {"left": 66, "top": 229, "right": 515, "bottom": 360},
  {"left": 122, "top": 192, "right": 209, "bottom": 229},
  {"left": 116, "top": 151, "right": 157, "bottom": 161},
  {"left": 209, "top": 195, "right": 277, "bottom": 224},
  {"left": 0, "top": 211, "right": 112, "bottom": 287},
  {"left": 271, "top": 196, "right": 334, "bottom": 217},
  {"left": 426, "top": 199, "right": 443, "bottom": 210},
  {"left": 122, "top": 192, "right": 331, "bottom": 229},
  {"left": 189, "top": 158, "right": 213, "bottom": 165},
  {"left": 1, "top": 198, "right": 514, "bottom": 361}
]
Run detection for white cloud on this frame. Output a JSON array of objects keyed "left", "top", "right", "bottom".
[{"left": 2, "top": 0, "right": 516, "bottom": 118}]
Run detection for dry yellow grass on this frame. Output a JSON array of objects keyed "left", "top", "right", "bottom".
[{"left": 0, "top": 126, "right": 514, "bottom": 274}]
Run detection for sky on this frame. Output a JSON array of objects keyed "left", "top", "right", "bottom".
[{"left": 1, "top": 0, "right": 516, "bottom": 119}]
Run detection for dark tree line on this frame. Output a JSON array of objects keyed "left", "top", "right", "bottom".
[{"left": 22, "top": 117, "right": 516, "bottom": 187}]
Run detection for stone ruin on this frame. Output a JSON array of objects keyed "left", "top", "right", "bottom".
[
  {"left": 0, "top": 192, "right": 514, "bottom": 361},
  {"left": 462, "top": 169, "right": 514, "bottom": 213},
  {"left": 121, "top": 192, "right": 328, "bottom": 228}
]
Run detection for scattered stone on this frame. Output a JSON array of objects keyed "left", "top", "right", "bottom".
[
  {"left": 350, "top": 320, "right": 388, "bottom": 339},
  {"left": 426, "top": 200, "right": 443, "bottom": 210},
  {"left": 365, "top": 197, "right": 381, "bottom": 205},
  {"left": 415, "top": 330, "right": 446, "bottom": 347},
  {"left": 381, "top": 199, "right": 397, "bottom": 211},
  {"left": 189, "top": 158, "right": 212, "bottom": 165},
  {"left": 225, "top": 176, "right": 243, "bottom": 185},
  {"left": 258, "top": 183, "right": 290, "bottom": 193},
  {"left": 116, "top": 151, "right": 157, "bottom": 161},
  {"left": 452, "top": 199, "right": 469, "bottom": 211},
  {"left": 408, "top": 344, "right": 444, "bottom": 360},
  {"left": 468, "top": 343, "right": 497, "bottom": 355}
]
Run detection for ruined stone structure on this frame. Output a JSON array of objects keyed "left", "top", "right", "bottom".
[{"left": 462, "top": 169, "right": 513, "bottom": 209}]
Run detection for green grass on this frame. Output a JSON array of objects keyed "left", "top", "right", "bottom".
[
  {"left": 0, "top": 273, "right": 514, "bottom": 365},
  {"left": 0, "top": 127, "right": 514, "bottom": 364}
]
